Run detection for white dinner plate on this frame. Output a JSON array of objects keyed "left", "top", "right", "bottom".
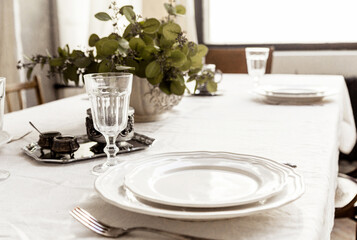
[
  {"left": 0, "top": 131, "right": 12, "bottom": 146},
  {"left": 253, "top": 86, "right": 334, "bottom": 104},
  {"left": 123, "top": 153, "right": 287, "bottom": 208},
  {"left": 95, "top": 151, "right": 304, "bottom": 220}
]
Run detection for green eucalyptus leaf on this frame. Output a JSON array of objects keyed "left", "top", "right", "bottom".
[
  {"left": 123, "top": 6, "right": 136, "bottom": 23},
  {"left": 196, "top": 44, "right": 208, "bottom": 57},
  {"left": 142, "top": 18, "right": 160, "bottom": 34},
  {"left": 118, "top": 38, "right": 129, "bottom": 49},
  {"left": 123, "top": 23, "right": 134, "bottom": 39},
  {"left": 108, "top": 33, "right": 120, "bottom": 40},
  {"left": 206, "top": 80, "right": 218, "bottom": 93},
  {"left": 188, "top": 42, "right": 198, "bottom": 56},
  {"left": 57, "top": 47, "right": 68, "bottom": 57},
  {"left": 145, "top": 61, "right": 161, "bottom": 78},
  {"left": 88, "top": 34, "right": 100, "bottom": 47},
  {"left": 129, "top": 38, "right": 146, "bottom": 53},
  {"left": 95, "top": 38, "right": 119, "bottom": 57},
  {"left": 170, "top": 80, "right": 185, "bottom": 95},
  {"left": 98, "top": 59, "right": 112, "bottom": 72},
  {"left": 173, "top": 74, "right": 185, "bottom": 83},
  {"left": 190, "top": 55, "right": 203, "bottom": 68},
  {"left": 179, "top": 59, "right": 192, "bottom": 71},
  {"left": 148, "top": 72, "right": 163, "bottom": 85},
  {"left": 188, "top": 68, "right": 201, "bottom": 75},
  {"left": 63, "top": 65, "right": 78, "bottom": 81},
  {"left": 74, "top": 57, "right": 91, "bottom": 68},
  {"left": 159, "top": 37, "right": 174, "bottom": 49},
  {"left": 141, "top": 46, "right": 157, "bottom": 60},
  {"left": 159, "top": 81, "right": 171, "bottom": 95},
  {"left": 119, "top": 5, "right": 133, "bottom": 14},
  {"left": 125, "top": 58, "right": 139, "bottom": 73},
  {"left": 87, "top": 62, "right": 99, "bottom": 73},
  {"left": 95, "top": 12, "right": 112, "bottom": 21},
  {"left": 175, "top": 5, "right": 186, "bottom": 15},
  {"left": 158, "top": 23, "right": 167, "bottom": 35},
  {"left": 186, "top": 75, "right": 196, "bottom": 82},
  {"left": 168, "top": 50, "right": 186, "bottom": 67},
  {"left": 142, "top": 33, "right": 155, "bottom": 46},
  {"left": 70, "top": 50, "right": 85, "bottom": 58},
  {"left": 26, "top": 68, "right": 33, "bottom": 80},
  {"left": 136, "top": 61, "right": 149, "bottom": 77},
  {"left": 164, "top": 3, "right": 176, "bottom": 15},
  {"left": 162, "top": 23, "right": 181, "bottom": 41},
  {"left": 115, "top": 65, "right": 135, "bottom": 71},
  {"left": 49, "top": 57, "right": 64, "bottom": 67}
]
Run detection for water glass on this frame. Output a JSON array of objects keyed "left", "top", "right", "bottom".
[
  {"left": 245, "top": 48, "right": 270, "bottom": 87},
  {"left": 84, "top": 72, "right": 133, "bottom": 175},
  {"left": 0, "top": 77, "right": 5, "bottom": 131},
  {"left": 0, "top": 77, "right": 9, "bottom": 181}
]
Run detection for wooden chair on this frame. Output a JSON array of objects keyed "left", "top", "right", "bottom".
[
  {"left": 5, "top": 75, "right": 45, "bottom": 112},
  {"left": 205, "top": 47, "right": 274, "bottom": 73}
]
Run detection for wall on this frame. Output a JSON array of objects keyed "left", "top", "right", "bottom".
[{"left": 272, "top": 51, "right": 357, "bottom": 77}]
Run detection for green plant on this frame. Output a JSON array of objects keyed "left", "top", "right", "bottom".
[{"left": 18, "top": 2, "right": 214, "bottom": 95}]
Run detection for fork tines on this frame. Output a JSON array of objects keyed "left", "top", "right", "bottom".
[{"left": 70, "top": 207, "right": 110, "bottom": 237}]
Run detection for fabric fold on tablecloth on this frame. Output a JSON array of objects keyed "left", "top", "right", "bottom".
[{"left": 339, "top": 81, "right": 357, "bottom": 154}]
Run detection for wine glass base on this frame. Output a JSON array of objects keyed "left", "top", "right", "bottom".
[
  {"left": 91, "top": 163, "right": 110, "bottom": 175},
  {"left": 0, "top": 169, "right": 10, "bottom": 181}
]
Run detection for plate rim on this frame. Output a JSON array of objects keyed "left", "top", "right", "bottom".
[
  {"left": 95, "top": 151, "right": 305, "bottom": 220},
  {"left": 123, "top": 155, "right": 288, "bottom": 208}
]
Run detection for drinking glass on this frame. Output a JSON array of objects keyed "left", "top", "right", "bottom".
[
  {"left": 84, "top": 73, "right": 133, "bottom": 175},
  {"left": 245, "top": 48, "right": 270, "bottom": 87},
  {"left": 0, "top": 77, "right": 9, "bottom": 181}
]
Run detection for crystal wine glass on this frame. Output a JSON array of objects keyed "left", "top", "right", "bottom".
[
  {"left": 245, "top": 48, "right": 270, "bottom": 87},
  {"left": 84, "top": 73, "right": 133, "bottom": 175},
  {"left": 0, "top": 77, "right": 9, "bottom": 181}
]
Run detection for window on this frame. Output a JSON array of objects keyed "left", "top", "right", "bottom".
[{"left": 195, "top": 0, "right": 357, "bottom": 50}]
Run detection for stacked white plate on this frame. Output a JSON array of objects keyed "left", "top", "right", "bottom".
[
  {"left": 95, "top": 151, "right": 304, "bottom": 220},
  {"left": 253, "top": 85, "right": 334, "bottom": 104}
]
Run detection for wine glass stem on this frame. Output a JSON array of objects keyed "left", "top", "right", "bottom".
[{"left": 103, "top": 135, "right": 119, "bottom": 167}]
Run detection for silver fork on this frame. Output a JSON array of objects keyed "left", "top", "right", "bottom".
[{"left": 70, "top": 207, "right": 216, "bottom": 240}]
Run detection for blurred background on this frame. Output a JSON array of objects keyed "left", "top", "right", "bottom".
[{"left": 2, "top": 0, "right": 357, "bottom": 109}]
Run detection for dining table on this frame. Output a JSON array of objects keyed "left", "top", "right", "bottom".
[{"left": 0, "top": 74, "right": 356, "bottom": 240}]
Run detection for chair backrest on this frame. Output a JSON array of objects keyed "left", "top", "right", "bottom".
[
  {"left": 205, "top": 47, "right": 274, "bottom": 73},
  {"left": 5, "top": 75, "right": 44, "bottom": 112}
]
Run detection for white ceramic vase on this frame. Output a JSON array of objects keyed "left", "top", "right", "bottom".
[{"left": 129, "top": 76, "right": 182, "bottom": 122}]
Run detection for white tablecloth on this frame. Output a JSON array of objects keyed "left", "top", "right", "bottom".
[{"left": 0, "top": 74, "right": 355, "bottom": 240}]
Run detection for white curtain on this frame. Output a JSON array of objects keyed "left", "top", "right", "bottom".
[{"left": 0, "top": 0, "right": 22, "bottom": 88}]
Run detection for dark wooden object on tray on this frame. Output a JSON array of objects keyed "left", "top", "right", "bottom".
[
  {"left": 205, "top": 47, "right": 274, "bottom": 74},
  {"left": 5, "top": 75, "right": 45, "bottom": 112}
]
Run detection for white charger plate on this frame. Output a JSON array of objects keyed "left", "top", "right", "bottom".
[
  {"left": 0, "top": 131, "right": 12, "bottom": 146},
  {"left": 253, "top": 86, "right": 335, "bottom": 104},
  {"left": 123, "top": 153, "right": 287, "bottom": 208},
  {"left": 95, "top": 151, "right": 304, "bottom": 220}
]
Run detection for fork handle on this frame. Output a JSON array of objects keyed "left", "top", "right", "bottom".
[{"left": 128, "top": 227, "right": 217, "bottom": 240}]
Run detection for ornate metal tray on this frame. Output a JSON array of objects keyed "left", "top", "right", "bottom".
[{"left": 22, "top": 133, "right": 155, "bottom": 163}]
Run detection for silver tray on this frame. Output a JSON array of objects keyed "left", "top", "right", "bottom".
[{"left": 22, "top": 132, "right": 155, "bottom": 163}]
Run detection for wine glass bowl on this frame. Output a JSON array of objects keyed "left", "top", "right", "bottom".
[
  {"left": 0, "top": 77, "right": 10, "bottom": 181},
  {"left": 84, "top": 72, "right": 133, "bottom": 175},
  {"left": 245, "top": 48, "right": 270, "bottom": 87}
]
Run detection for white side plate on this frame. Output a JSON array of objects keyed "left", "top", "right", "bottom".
[
  {"left": 253, "top": 86, "right": 335, "bottom": 104},
  {"left": 124, "top": 154, "right": 287, "bottom": 208},
  {"left": 95, "top": 151, "right": 304, "bottom": 220}
]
